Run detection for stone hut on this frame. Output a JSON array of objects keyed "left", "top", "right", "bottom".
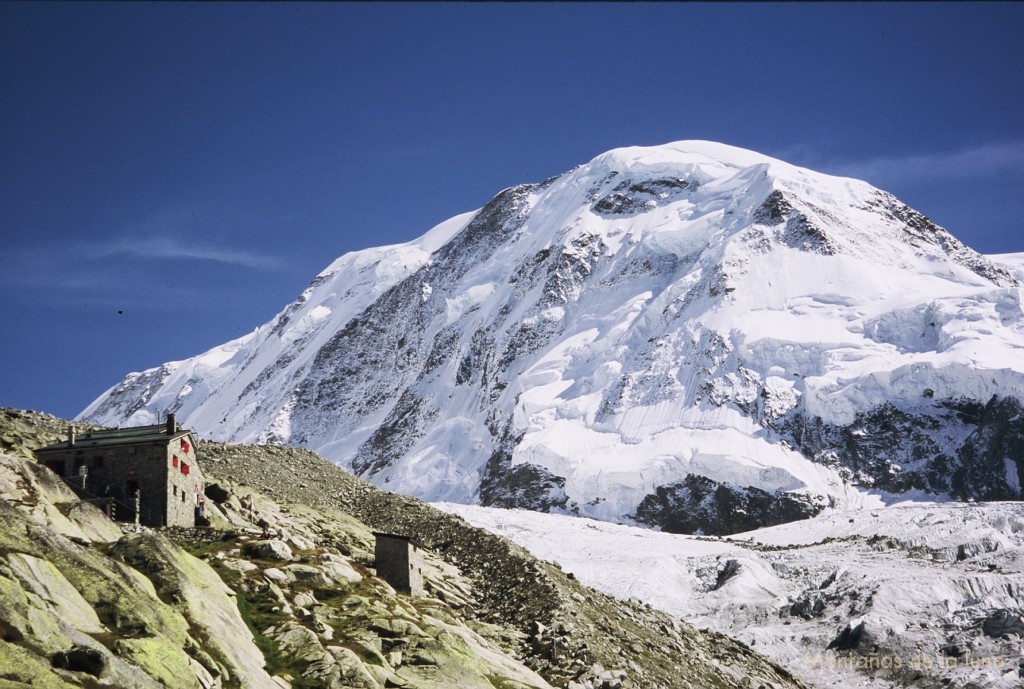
[
  {"left": 35, "top": 414, "right": 205, "bottom": 528},
  {"left": 373, "top": 532, "right": 424, "bottom": 596}
]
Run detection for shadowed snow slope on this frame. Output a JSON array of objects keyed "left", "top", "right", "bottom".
[{"left": 81, "top": 140, "right": 1024, "bottom": 534}]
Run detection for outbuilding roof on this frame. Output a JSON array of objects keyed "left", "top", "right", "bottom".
[{"left": 373, "top": 532, "right": 425, "bottom": 549}]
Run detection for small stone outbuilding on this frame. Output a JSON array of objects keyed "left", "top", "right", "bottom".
[
  {"left": 373, "top": 532, "right": 424, "bottom": 596},
  {"left": 35, "top": 414, "right": 205, "bottom": 527}
]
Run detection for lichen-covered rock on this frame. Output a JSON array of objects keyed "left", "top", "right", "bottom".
[
  {"left": 0, "top": 501, "right": 197, "bottom": 688},
  {"left": 109, "top": 532, "right": 281, "bottom": 689},
  {"left": 113, "top": 637, "right": 217, "bottom": 689},
  {"left": 244, "top": 538, "right": 294, "bottom": 561},
  {"left": 6, "top": 553, "right": 106, "bottom": 635},
  {"left": 0, "top": 641, "right": 78, "bottom": 689}
]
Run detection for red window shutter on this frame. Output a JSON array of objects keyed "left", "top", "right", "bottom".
[
  {"left": 181, "top": 439, "right": 190, "bottom": 454},
  {"left": 182, "top": 462, "right": 190, "bottom": 476},
  {"left": 172, "top": 456, "right": 178, "bottom": 468}
]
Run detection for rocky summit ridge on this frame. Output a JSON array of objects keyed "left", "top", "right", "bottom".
[
  {"left": 80, "top": 141, "right": 1024, "bottom": 534},
  {"left": 0, "top": 407, "right": 805, "bottom": 689}
]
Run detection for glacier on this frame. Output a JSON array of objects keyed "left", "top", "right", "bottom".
[{"left": 436, "top": 501, "right": 1024, "bottom": 689}]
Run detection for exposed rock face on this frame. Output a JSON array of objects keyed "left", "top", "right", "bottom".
[
  {"left": 778, "top": 396, "right": 1024, "bottom": 500},
  {"left": 634, "top": 474, "right": 830, "bottom": 535},
  {"left": 1, "top": 409, "right": 807, "bottom": 689},
  {"left": 633, "top": 393, "right": 1023, "bottom": 536},
  {"left": 982, "top": 610, "right": 1024, "bottom": 638}
]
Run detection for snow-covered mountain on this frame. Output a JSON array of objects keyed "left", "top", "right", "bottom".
[{"left": 81, "top": 141, "right": 1024, "bottom": 534}]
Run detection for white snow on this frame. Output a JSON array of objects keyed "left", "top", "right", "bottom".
[{"left": 445, "top": 282, "right": 497, "bottom": 324}]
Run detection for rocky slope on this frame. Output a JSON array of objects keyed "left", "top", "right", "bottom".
[
  {"left": 0, "top": 408, "right": 806, "bottom": 689},
  {"left": 79, "top": 141, "right": 1024, "bottom": 535}
]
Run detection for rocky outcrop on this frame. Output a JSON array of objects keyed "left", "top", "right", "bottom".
[
  {"left": 777, "top": 396, "right": 1024, "bottom": 501},
  {"left": 0, "top": 442, "right": 552, "bottom": 689},
  {"left": 634, "top": 474, "right": 829, "bottom": 535},
  {"left": 592, "top": 177, "right": 693, "bottom": 216},
  {"left": 182, "top": 487, "right": 554, "bottom": 689}
]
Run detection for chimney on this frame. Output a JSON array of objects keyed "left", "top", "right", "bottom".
[
  {"left": 166, "top": 413, "right": 177, "bottom": 435},
  {"left": 68, "top": 426, "right": 76, "bottom": 447}
]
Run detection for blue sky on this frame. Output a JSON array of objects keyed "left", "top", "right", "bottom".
[{"left": 2, "top": 2, "right": 1023, "bottom": 419}]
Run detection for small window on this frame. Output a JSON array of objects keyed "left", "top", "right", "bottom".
[
  {"left": 180, "top": 439, "right": 190, "bottom": 454},
  {"left": 181, "top": 462, "right": 190, "bottom": 476},
  {"left": 173, "top": 485, "right": 178, "bottom": 497},
  {"left": 172, "top": 456, "right": 178, "bottom": 468},
  {"left": 181, "top": 492, "right": 186, "bottom": 502}
]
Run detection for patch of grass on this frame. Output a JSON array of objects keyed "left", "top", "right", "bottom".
[
  {"left": 210, "top": 561, "right": 313, "bottom": 687},
  {"left": 310, "top": 585, "right": 350, "bottom": 602},
  {"left": 293, "top": 548, "right": 320, "bottom": 562},
  {"left": 230, "top": 580, "right": 323, "bottom": 688},
  {"left": 174, "top": 533, "right": 240, "bottom": 560},
  {"left": 234, "top": 590, "right": 283, "bottom": 667},
  {"left": 342, "top": 641, "right": 386, "bottom": 667}
]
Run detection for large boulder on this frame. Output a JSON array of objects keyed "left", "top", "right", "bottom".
[
  {"left": 204, "top": 483, "right": 230, "bottom": 504},
  {"left": 243, "top": 539, "right": 294, "bottom": 561}
]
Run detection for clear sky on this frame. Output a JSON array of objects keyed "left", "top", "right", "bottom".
[{"left": 3, "top": 2, "right": 1023, "bottom": 420}]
